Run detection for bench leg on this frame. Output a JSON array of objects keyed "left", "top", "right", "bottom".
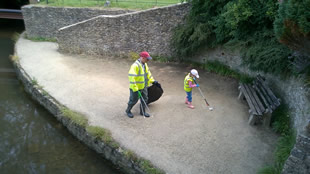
[
  {"left": 248, "top": 114, "right": 256, "bottom": 125},
  {"left": 238, "top": 91, "right": 243, "bottom": 100},
  {"left": 263, "top": 112, "right": 272, "bottom": 127}
]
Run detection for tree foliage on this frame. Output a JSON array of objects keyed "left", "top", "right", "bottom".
[
  {"left": 172, "top": 0, "right": 294, "bottom": 74},
  {"left": 274, "top": 0, "right": 310, "bottom": 73}
]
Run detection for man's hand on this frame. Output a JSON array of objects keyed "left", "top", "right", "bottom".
[
  {"left": 137, "top": 91, "right": 142, "bottom": 98},
  {"left": 153, "top": 81, "right": 161, "bottom": 88}
]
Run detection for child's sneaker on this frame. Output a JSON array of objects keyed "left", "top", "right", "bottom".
[
  {"left": 187, "top": 102, "right": 195, "bottom": 109},
  {"left": 185, "top": 98, "right": 190, "bottom": 105}
]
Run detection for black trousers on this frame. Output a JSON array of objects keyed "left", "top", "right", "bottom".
[{"left": 127, "top": 88, "right": 148, "bottom": 108}]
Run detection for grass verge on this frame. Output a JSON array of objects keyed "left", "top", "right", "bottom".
[
  {"left": 86, "top": 125, "right": 120, "bottom": 148},
  {"left": 138, "top": 159, "right": 165, "bottom": 174},
  {"left": 185, "top": 60, "right": 253, "bottom": 83},
  {"left": 258, "top": 104, "right": 296, "bottom": 174},
  {"left": 61, "top": 107, "right": 88, "bottom": 127},
  {"left": 37, "top": 0, "right": 181, "bottom": 9},
  {"left": 9, "top": 54, "right": 19, "bottom": 63},
  {"left": 25, "top": 35, "right": 57, "bottom": 42}
]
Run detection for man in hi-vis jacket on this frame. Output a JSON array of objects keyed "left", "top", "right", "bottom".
[{"left": 125, "top": 51, "right": 159, "bottom": 118}]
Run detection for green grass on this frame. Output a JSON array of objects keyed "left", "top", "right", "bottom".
[
  {"left": 123, "top": 149, "right": 138, "bottom": 162},
  {"left": 11, "top": 32, "right": 20, "bottom": 43},
  {"left": 203, "top": 61, "right": 253, "bottom": 83},
  {"left": 152, "top": 55, "right": 172, "bottom": 63},
  {"left": 258, "top": 131, "right": 296, "bottom": 174},
  {"left": 184, "top": 60, "right": 253, "bottom": 83},
  {"left": 258, "top": 104, "right": 296, "bottom": 174},
  {"left": 25, "top": 35, "right": 57, "bottom": 42},
  {"left": 138, "top": 159, "right": 165, "bottom": 174},
  {"left": 271, "top": 104, "right": 291, "bottom": 135},
  {"left": 10, "top": 54, "right": 19, "bottom": 63},
  {"left": 61, "top": 107, "right": 88, "bottom": 127},
  {"left": 31, "top": 77, "right": 38, "bottom": 85},
  {"left": 38, "top": 0, "right": 182, "bottom": 9},
  {"left": 86, "top": 125, "right": 120, "bottom": 148}
]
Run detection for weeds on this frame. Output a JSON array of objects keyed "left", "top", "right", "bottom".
[
  {"left": 271, "top": 104, "right": 291, "bottom": 135},
  {"left": 38, "top": 0, "right": 180, "bottom": 9},
  {"left": 184, "top": 60, "right": 253, "bottom": 83},
  {"left": 9, "top": 54, "right": 19, "bottom": 63},
  {"left": 61, "top": 107, "right": 88, "bottom": 127},
  {"left": 152, "top": 55, "right": 171, "bottom": 63},
  {"left": 11, "top": 32, "right": 20, "bottom": 43},
  {"left": 123, "top": 150, "right": 138, "bottom": 162},
  {"left": 259, "top": 104, "right": 296, "bottom": 174},
  {"left": 139, "top": 159, "right": 165, "bottom": 174},
  {"left": 31, "top": 77, "right": 38, "bottom": 85},
  {"left": 86, "top": 126, "right": 120, "bottom": 148},
  {"left": 25, "top": 35, "right": 57, "bottom": 42},
  {"left": 128, "top": 51, "right": 139, "bottom": 60}
]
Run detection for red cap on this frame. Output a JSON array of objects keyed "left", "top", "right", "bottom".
[{"left": 139, "top": 51, "right": 152, "bottom": 60}]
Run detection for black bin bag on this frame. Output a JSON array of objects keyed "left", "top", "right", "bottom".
[{"left": 147, "top": 83, "right": 163, "bottom": 104}]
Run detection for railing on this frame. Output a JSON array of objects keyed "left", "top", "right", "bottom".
[
  {"left": 39, "top": 0, "right": 185, "bottom": 8},
  {"left": 0, "top": 9, "right": 23, "bottom": 20}
]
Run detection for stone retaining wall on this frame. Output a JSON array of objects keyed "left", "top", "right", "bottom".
[
  {"left": 13, "top": 35, "right": 161, "bottom": 174},
  {"left": 282, "top": 132, "right": 310, "bottom": 174},
  {"left": 22, "top": 5, "right": 133, "bottom": 39},
  {"left": 191, "top": 47, "right": 310, "bottom": 174},
  {"left": 56, "top": 3, "right": 190, "bottom": 57}
]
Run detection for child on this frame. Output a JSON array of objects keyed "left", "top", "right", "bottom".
[{"left": 184, "top": 69, "right": 199, "bottom": 109}]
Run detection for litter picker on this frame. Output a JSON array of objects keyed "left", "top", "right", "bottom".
[
  {"left": 194, "top": 80, "right": 214, "bottom": 111},
  {"left": 138, "top": 91, "right": 152, "bottom": 117}
]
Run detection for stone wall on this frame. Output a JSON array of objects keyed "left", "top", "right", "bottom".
[
  {"left": 57, "top": 3, "right": 191, "bottom": 57},
  {"left": 191, "top": 47, "right": 310, "bottom": 174},
  {"left": 282, "top": 132, "right": 310, "bottom": 174},
  {"left": 22, "top": 5, "right": 133, "bottom": 39}
]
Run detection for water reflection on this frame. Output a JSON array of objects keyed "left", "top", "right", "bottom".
[{"left": 0, "top": 19, "right": 120, "bottom": 174}]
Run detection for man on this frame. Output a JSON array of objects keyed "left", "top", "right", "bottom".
[{"left": 125, "top": 51, "right": 158, "bottom": 118}]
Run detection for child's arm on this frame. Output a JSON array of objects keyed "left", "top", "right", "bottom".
[{"left": 188, "top": 80, "right": 197, "bottom": 88}]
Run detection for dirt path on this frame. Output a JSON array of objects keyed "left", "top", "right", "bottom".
[{"left": 17, "top": 37, "right": 278, "bottom": 174}]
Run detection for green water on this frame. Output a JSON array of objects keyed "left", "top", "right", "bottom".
[{"left": 0, "top": 19, "right": 121, "bottom": 174}]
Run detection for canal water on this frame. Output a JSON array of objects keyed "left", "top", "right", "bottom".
[{"left": 0, "top": 19, "right": 121, "bottom": 174}]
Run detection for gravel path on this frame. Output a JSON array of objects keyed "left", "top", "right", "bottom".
[{"left": 16, "top": 37, "right": 278, "bottom": 174}]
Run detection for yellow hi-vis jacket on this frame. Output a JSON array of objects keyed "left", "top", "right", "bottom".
[
  {"left": 128, "top": 60, "right": 155, "bottom": 92},
  {"left": 184, "top": 73, "right": 194, "bottom": 92}
]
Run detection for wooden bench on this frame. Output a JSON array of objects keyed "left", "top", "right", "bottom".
[{"left": 238, "top": 75, "right": 281, "bottom": 126}]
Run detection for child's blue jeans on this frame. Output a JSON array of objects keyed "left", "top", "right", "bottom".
[{"left": 186, "top": 91, "right": 192, "bottom": 102}]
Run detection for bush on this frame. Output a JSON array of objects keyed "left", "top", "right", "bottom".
[
  {"left": 172, "top": 0, "right": 293, "bottom": 75},
  {"left": 274, "top": 0, "right": 310, "bottom": 73},
  {"left": 271, "top": 104, "right": 291, "bottom": 135}
]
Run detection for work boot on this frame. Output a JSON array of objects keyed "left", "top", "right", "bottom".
[
  {"left": 140, "top": 104, "right": 150, "bottom": 117},
  {"left": 187, "top": 102, "right": 195, "bottom": 109},
  {"left": 125, "top": 105, "right": 134, "bottom": 118},
  {"left": 185, "top": 98, "right": 190, "bottom": 105}
]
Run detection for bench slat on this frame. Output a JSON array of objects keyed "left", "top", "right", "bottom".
[
  {"left": 253, "top": 82, "right": 272, "bottom": 113},
  {"left": 248, "top": 83, "right": 266, "bottom": 114},
  {"left": 257, "top": 75, "right": 281, "bottom": 107},
  {"left": 256, "top": 76, "right": 280, "bottom": 109},
  {"left": 254, "top": 78, "right": 275, "bottom": 110},
  {"left": 244, "top": 84, "right": 261, "bottom": 114},
  {"left": 239, "top": 83, "right": 258, "bottom": 115}
]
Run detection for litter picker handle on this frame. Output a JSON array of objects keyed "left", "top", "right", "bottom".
[
  {"left": 197, "top": 87, "right": 210, "bottom": 106},
  {"left": 194, "top": 79, "right": 210, "bottom": 106}
]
